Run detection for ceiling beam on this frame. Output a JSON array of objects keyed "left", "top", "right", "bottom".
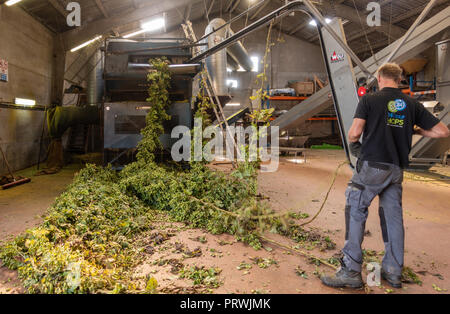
[
  {"left": 288, "top": 19, "right": 309, "bottom": 35},
  {"left": 304, "top": 1, "right": 408, "bottom": 43},
  {"left": 345, "top": 0, "right": 448, "bottom": 44},
  {"left": 184, "top": 3, "right": 192, "bottom": 22},
  {"left": 391, "top": 0, "right": 448, "bottom": 24},
  {"left": 287, "top": 0, "right": 346, "bottom": 36},
  {"left": 62, "top": 0, "right": 201, "bottom": 51},
  {"left": 233, "top": 4, "right": 312, "bottom": 44},
  {"left": 205, "top": 0, "right": 215, "bottom": 21},
  {"left": 225, "top": 0, "right": 234, "bottom": 12},
  {"left": 354, "top": 38, "right": 390, "bottom": 54},
  {"left": 250, "top": 0, "right": 271, "bottom": 20},
  {"left": 94, "top": 0, "right": 109, "bottom": 18},
  {"left": 330, "top": 3, "right": 407, "bottom": 40},
  {"left": 230, "top": 0, "right": 241, "bottom": 14},
  {"left": 48, "top": 0, "right": 68, "bottom": 18}
]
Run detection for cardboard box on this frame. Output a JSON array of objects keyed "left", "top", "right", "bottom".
[{"left": 289, "top": 81, "right": 314, "bottom": 95}]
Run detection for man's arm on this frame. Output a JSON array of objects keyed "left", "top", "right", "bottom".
[
  {"left": 415, "top": 122, "right": 450, "bottom": 138},
  {"left": 348, "top": 118, "right": 366, "bottom": 143}
]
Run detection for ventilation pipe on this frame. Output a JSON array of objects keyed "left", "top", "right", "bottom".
[
  {"left": 87, "top": 49, "right": 104, "bottom": 106},
  {"left": 203, "top": 18, "right": 253, "bottom": 96},
  {"left": 226, "top": 27, "right": 253, "bottom": 72},
  {"left": 203, "top": 19, "right": 229, "bottom": 96}
]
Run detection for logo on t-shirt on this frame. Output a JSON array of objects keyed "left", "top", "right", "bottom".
[{"left": 387, "top": 99, "right": 407, "bottom": 127}]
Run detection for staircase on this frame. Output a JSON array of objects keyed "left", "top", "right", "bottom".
[
  {"left": 272, "top": 6, "right": 450, "bottom": 131},
  {"left": 67, "top": 124, "right": 90, "bottom": 154}
]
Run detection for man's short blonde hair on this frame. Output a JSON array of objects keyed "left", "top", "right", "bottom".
[{"left": 377, "top": 63, "right": 403, "bottom": 83}]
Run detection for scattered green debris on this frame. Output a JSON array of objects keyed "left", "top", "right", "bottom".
[
  {"left": 145, "top": 277, "right": 158, "bottom": 294},
  {"left": 179, "top": 266, "right": 222, "bottom": 288},
  {"left": 216, "top": 240, "right": 235, "bottom": 246},
  {"left": 432, "top": 284, "right": 447, "bottom": 292},
  {"left": 295, "top": 267, "right": 308, "bottom": 279},
  {"left": 0, "top": 165, "right": 155, "bottom": 293},
  {"left": 362, "top": 249, "right": 381, "bottom": 264},
  {"left": 280, "top": 226, "right": 336, "bottom": 252},
  {"left": 289, "top": 212, "right": 310, "bottom": 220},
  {"left": 402, "top": 267, "right": 422, "bottom": 286},
  {"left": 190, "top": 236, "right": 208, "bottom": 244},
  {"left": 308, "top": 257, "right": 322, "bottom": 267},
  {"left": 237, "top": 262, "right": 253, "bottom": 271},
  {"left": 326, "top": 257, "right": 341, "bottom": 268},
  {"left": 250, "top": 257, "right": 278, "bottom": 269}
]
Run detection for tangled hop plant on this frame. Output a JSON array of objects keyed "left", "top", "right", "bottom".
[{"left": 137, "top": 58, "right": 172, "bottom": 163}]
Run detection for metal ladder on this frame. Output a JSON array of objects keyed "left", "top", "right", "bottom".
[{"left": 182, "top": 21, "right": 241, "bottom": 165}]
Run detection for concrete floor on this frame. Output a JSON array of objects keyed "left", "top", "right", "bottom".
[
  {"left": 0, "top": 152, "right": 449, "bottom": 294},
  {"left": 0, "top": 164, "right": 82, "bottom": 241}
]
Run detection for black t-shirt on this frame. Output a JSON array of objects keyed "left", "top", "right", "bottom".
[{"left": 354, "top": 87, "right": 440, "bottom": 168}]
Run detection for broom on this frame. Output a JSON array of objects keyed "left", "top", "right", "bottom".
[{"left": 0, "top": 146, "right": 31, "bottom": 190}]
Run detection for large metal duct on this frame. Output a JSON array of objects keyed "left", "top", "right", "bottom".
[
  {"left": 226, "top": 28, "right": 253, "bottom": 72},
  {"left": 227, "top": 56, "right": 240, "bottom": 71},
  {"left": 204, "top": 19, "right": 229, "bottom": 96},
  {"left": 204, "top": 18, "right": 253, "bottom": 96},
  {"left": 87, "top": 49, "right": 104, "bottom": 105}
]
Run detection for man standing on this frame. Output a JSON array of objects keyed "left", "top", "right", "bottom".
[{"left": 321, "top": 63, "right": 450, "bottom": 289}]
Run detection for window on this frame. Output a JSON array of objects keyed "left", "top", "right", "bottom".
[
  {"left": 227, "top": 79, "right": 238, "bottom": 88},
  {"left": 251, "top": 56, "right": 259, "bottom": 72}
]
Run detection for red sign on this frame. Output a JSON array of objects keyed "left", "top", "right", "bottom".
[
  {"left": 358, "top": 86, "right": 367, "bottom": 97},
  {"left": 330, "top": 51, "right": 344, "bottom": 63}
]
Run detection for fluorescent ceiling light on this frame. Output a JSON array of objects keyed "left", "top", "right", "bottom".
[
  {"left": 309, "top": 18, "right": 332, "bottom": 26},
  {"left": 136, "top": 106, "right": 152, "bottom": 110},
  {"left": 226, "top": 103, "right": 241, "bottom": 107},
  {"left": 237, "top": 66, "right": 245, "bottom": 72},
  {"left": 5, "top": 0, "right": 23, "bottom": 6},
  {"left": 123, "top": 17, "right": 166, "bottom": 39},
  {"left": 70, "top": 36, "right": 102, "bottom": 52},
  {"left": 15, "top": 98, "right": 36, "bottom": 106}
]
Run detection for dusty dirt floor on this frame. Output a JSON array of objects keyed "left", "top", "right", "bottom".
[{"left": 1, "top": 151, "right": 449, "bottom": 294}]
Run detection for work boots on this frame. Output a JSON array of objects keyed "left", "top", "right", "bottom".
[
  {"left": 320, "top": 260, "right": 364, "bottom": 289},
  {"left": 381, "top": 268, "right": 402, "bottom": 288}
]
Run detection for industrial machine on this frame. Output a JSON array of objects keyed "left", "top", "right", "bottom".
[
  {"left": 102, "top": 38, "right": 200, "bottom": 167},
  {"left": 96, "top": 19, "right": 253, "bottom": 168}
]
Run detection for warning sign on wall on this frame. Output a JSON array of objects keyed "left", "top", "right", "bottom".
[{"left": 0, "top": 58, "right": 8, "bottom": 82}]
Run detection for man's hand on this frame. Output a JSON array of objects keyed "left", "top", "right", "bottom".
[
  {"left": 349, "top": 142, "right": 362, "bottom": 158},
  {"left": 348, "top": 118, "right": 366, "bottom": 143}
]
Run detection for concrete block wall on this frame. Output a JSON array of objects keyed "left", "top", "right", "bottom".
[{"left": 0, "top": 5, "right": 54, "bottom": 175}]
